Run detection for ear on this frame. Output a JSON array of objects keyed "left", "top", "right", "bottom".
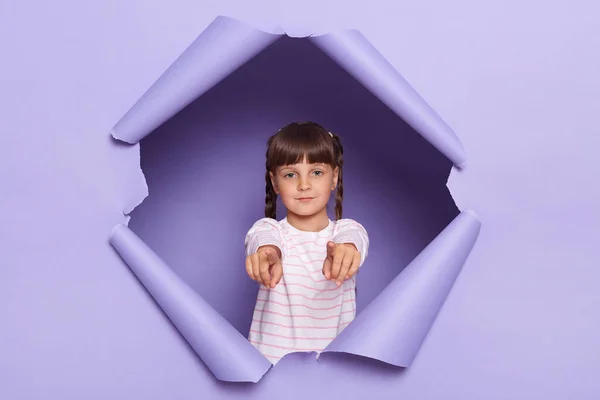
[
  {"left": 269, "top": 171, "right": 279, "bottom": 194},
  {"left": 331, "top": 167, "right": 339, "bottom": 190}
]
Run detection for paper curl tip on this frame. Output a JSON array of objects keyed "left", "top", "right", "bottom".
[
  {"left": 463, "top": 208, "right": 480, "bottom": 221},
  {"left": 110, "top": 128, "right": 136, "bottom": 145},
  {"left": 110, "top": 223, "right": 127, "bottom": 239}
]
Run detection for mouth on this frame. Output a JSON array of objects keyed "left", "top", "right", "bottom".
[{"left": 296, "top": 197, "right": 315, "bottom": 201}]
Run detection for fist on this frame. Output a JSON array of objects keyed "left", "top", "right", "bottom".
[
  {"left": 322, "top": 241, "right": 361, "bottom": 286},
  {"left": 246, "top": 245, "right": 283, "bottom": 289}
]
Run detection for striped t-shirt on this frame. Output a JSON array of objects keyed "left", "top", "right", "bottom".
[{"left": 245, "top": 217, "right": 369, "bottom": 363}]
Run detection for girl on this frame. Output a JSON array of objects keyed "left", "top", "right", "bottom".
[{"left": 244, "top": 121, "right": 369, "bottom": 363}]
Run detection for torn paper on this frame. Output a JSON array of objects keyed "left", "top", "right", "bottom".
[
  {"left": 322, "top": 210, "right": 481, "bottom": 366},
  {"left": 109, "top": 224, "right": 272, "bottom": 382},
  {"left": 309, "top": 31, "right": 466, "bottom": 168},
  {"left": 110, "top": 15, "right": 466, "bottom": 169},
  {"left": 111, "top": 16, "right": 282, "bottom": 144},
  {"left": 108, "top": 14, "right": 478, "bottom": 383}
]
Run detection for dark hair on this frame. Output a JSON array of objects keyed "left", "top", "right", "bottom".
[{"left": 265, "top": 121, "right": 344, "bottom": 220}]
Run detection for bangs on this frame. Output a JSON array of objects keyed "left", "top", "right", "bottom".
[{"left": 267, "top": 122, "right": 335, "bottom": 170}]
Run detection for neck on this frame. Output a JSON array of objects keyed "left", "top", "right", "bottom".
[{"left": 285, "top": 208, "right": 330, "bottom": 232}]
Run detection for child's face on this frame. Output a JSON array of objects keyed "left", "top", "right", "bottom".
[{"left": 270, "top": 158, "right": 338, "bottom": 219}]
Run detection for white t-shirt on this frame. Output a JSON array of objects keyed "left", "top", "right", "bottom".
[{"left": 245, "top": 217, "right": 369, "bottom": 363}]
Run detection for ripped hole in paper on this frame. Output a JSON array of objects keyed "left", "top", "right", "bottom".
[{"left": 126, "top": 35, "right": 459, "bottom": 340}]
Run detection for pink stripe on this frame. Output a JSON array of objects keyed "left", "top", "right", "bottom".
[
  {"left": 283, "top": 263, "right": 327, "bottom": 275},
  {"left": 282, "top": 282, "right": 342, "bottom": 292},
  {"left": 283, "top": 272, "right": 329, "bottom": 283},
  {"left": 286, "top": 239, "right": 324, "bottom": 246},
  {"left": 262, "top": 353, "right": 281, "bottom": 360},
  {"left": 259, "top": 287, "right": 354, "bottom": 301},
  {"left": 249, "top": 340, "right": 322, "bottom": 352},
  {"left": 252, "top": 319, "right": 351, "bottom": 330},
  {"left": 256, "top": 298, "right": 354, "bottom": 311},
  {"left": 254, "top": 309, "right": 355, "bottom": 320},
  {"left": 250, "top": 329, "right": 336, "bottom": 341},
  {"left": 287, "top": 247, "right": 327, "bottom": 255},
  {"left": 285, "top": 259, "right": 324, "bottom": 266}
]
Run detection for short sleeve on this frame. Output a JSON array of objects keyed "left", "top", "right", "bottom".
[
  {"left": 244, "top": 218, "right": 285, "bottom": 259},
  {"left": 333, "top": 219, "right": 369, "bottom": 266}
]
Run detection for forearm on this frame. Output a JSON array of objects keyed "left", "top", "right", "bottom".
[{"left": 333, "top": 220, "right": 369, "bottom": 266}]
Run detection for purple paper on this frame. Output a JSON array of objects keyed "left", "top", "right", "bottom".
[
  {"left": 4, "top": 5, "right": 600, "bottom": 399},
  {"left": 323, "top": 210, "right": 481, "bottom": 365},
  {"left": 109, "top": 224, "right": 272, "bottom": 382},
  {"left": 111, "top": 16, "right": 282, "bottom": 144},
  {"left": 309, "top": 31, "right": 466, "bottom": 168},
  {"left": 108, "top": 15, "right": 480, "bottom": 383},
  {"left": 111, "top": 16, "right": 466, "bottom": 170}
]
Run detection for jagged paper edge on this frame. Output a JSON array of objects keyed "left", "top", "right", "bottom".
[
  {"left": 110, "top": 16, "right": 283, "bottom": 145},
  {"left": 110, "top": 15, "right": 466, "bottom": 168},
  {"left": 109, "top": 224, "right": 273, "bottom": 382},
  {"left": 321, "top": 210, "right": 481, "bottom": 366},
  {"left": 309, "top": 32, "right": 467, "bottom": 168},
  {"left": 107, "top": 13, "right": 475, "bottom": 381}
]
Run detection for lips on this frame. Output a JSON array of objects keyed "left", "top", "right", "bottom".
[{"left": 296, "top": 197, "right": 314, "bottom": 201}]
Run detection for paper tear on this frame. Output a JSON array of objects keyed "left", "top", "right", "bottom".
[
  {"left": 309, "top": 29, "right": 467, "bottom": 167},
  {"left": 109, "top": 133, "right": 149, "bottom": 223},
  {"left": 110, "top": 14, "right": 466, "bottom": 168},
  {"left": 110, "top": 129, "right": 134, "bottom": 145},
  {"left": 322, "top": 211, "right": 481, "bottom": 367},
  {"left": 110, "top": 16, "right": 282, "bottom": 145},
  {"left": 109, "top": 209, "right": 479, "bottom": 382},
  {"left": 108, "top": 14, "right": 479, "bottom": 383},
  {"left": 123, "top": 142, "right": 148, "bottom": 216},
  {"left": 109, "top": 224, "right": 272, "bottom": 383}
]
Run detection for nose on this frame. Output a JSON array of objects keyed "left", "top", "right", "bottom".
[{"left": 297, "top": 176, "right": 311, "bottom": 191}]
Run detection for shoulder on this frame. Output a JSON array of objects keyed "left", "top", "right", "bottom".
[
  {"left": 248, "top": 217, "right": 285, "bottom": 232},
  {"left": 334, "top": 218, "right": 365, "bottom": 228},
  {"left": 333, "top": 218, "right": 368, "bottom": 233}
]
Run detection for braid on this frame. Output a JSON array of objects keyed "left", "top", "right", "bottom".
[
  {"left": 265, "top": 170, "right": 277, "bottom": 219},
  {"left": 330, "top": 133, "right": 344, "bottom": 220}
]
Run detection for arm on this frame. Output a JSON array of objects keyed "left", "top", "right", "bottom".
[
  {"left": 332, "top": 219, "right": 369, "bottom": 267},
  {"left": 244, "top": 218, "right": 284, "bottom": 260}
]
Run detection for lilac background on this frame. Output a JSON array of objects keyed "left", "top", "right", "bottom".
[
  {"left": 129, "top": 35, "right": 458, "bottom": 335},
  {"left": 2, "top": 1, "right": 600, "bottom": 399}
]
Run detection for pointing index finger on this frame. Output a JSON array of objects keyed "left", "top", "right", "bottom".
[{"left": 326, "top": 241, "right": 335, "bottom": 259}]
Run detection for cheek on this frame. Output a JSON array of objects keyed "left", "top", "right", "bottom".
[
  {"left": 318, "top": 178, "right": 333, "bottom": 192},
  {"left": 277, "top": 181, "right": 293, "bottom": 196}
]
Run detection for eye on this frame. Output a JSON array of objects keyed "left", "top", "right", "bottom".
[
  {"left": 312, "top": 170, "right": 324, "bottom": 176},
  {"left": 283, "top": 172, "right": 296, "bottom": 179}
]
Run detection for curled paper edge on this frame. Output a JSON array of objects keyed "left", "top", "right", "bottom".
[
  {"left": 110, "top": 15, "right": 283, "bottom": 145},
  {"left": 109, "top": 15, "right": 466, "bottom": 169},
  {"left": 107, "top": 13, "right": 474, "bottom": 379},
  {"left": 109, "top": 224, "right": 272, "bottom": 383},
  {"left": 321, "top": 210, "right": 481, "bottom": 367},
  {"left": 309, "top": 31, "right": 466, "bottom": 168}
]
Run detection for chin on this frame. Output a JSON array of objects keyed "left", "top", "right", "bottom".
[
  {"left": 287, "top": 208, "right": 314, "bottom": 217},
  {"left": 290, "top": 206, "right": 329, "bottom": 218},
  {"left": 281, "top": 197, "right": 329, "bottom": 217}
]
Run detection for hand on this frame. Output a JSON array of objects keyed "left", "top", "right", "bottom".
[
  {"left": 246, "top": 245, "right": 283, "bottom": 289},
  {"left": 322, "top": 241, "right": 361, "bottom": 286}
]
